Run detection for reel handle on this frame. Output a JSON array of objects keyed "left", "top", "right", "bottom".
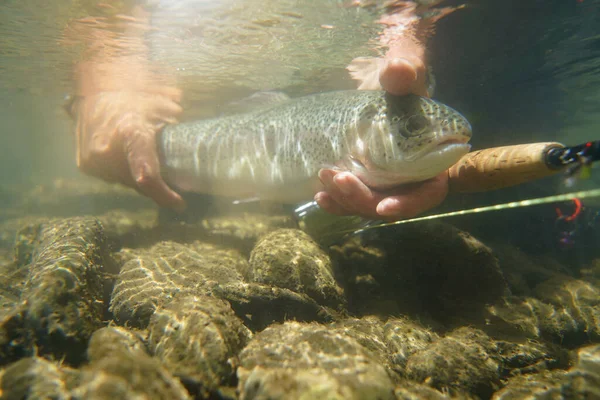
[{"left": 448, "top": 142, "right": 566, "bottom": 193}]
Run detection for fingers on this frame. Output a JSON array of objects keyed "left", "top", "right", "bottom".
[
  {"left": 125, "top": 129, "right": 187, "bottom": 212},
  {"left": 376, "top": 173, "right": 449, "bottom": 218},
  {"left": 314, "top": 192, "right": 350, "bottom": 216},
  {"left": 316, "top": 169, "right": 449, "bottom": 221},
  {"left": 379, "top": 57, "right": 428, "bottom": 97},
  {"left": 148, "top": 97, "right": 183, "bottom": 125},
  {"left": 152, "top": 85, "right": 183, "bottom": 103},
  {"left": 73, "top": 90, "right": 186, "bottom": 211},
  {"left": 316, "top": 169, "right": 382, "bottom": 219},
  {"left": 379, "top": 58, "right": 417, "bottom": 96}
]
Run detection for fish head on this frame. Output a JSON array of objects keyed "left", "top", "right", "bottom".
[{"left": 356, "top": 94, "right": 472, "bottom": 188}]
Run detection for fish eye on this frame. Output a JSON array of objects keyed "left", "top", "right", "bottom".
[{"left": 404, "top": 115, "right": 429, "bottom": 136}]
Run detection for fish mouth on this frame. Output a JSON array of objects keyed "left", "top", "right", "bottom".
[
  {"left": 415, "top": 135, "right": 471, "bottom": 160},
  {"left": 435, "top": 135, "right": 471, "bottom": 148},
  {"left": 415, "top": 135, "right": 471, "bottom": 172}
]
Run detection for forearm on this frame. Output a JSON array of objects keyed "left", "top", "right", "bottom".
[{"left": 61, "top": 5, "right": 185, "bottom": 211}]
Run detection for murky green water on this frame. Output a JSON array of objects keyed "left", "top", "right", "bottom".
[
  {"left": 0, "top": 1, "right": 600, "bottom": 399},
  {"left": 1, "top": 0, "right": 598, "bottom": 185}
]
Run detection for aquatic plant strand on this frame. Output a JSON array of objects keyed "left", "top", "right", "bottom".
[{"left": 352, "top": 188, "right": 600, "bottom": 234}]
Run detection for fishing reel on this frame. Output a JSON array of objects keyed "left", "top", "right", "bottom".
[{"left": 546, "top": 140, "right": 600, "bottom": 185}]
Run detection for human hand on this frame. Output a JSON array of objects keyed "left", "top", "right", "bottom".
[
  {"left": 64, "top": 9, "right": 187, "bottom": 211},
  {"left": 379, "top": 54, "right": 428, "bottom": 97},
  {"left": 70, "top": 63, "right": 186, "bottom": 211},
  {"left": 315, "top": 170, "right": 448, "bottom": 220},
  {"left": 320, "top": 24, "right": 442, "bottom": 220}
]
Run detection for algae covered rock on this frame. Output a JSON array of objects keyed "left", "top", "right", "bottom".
[
  {"left": 405, "top": 327, "right": 501, "bottom": 398},
  {"left": 383, "top": 317, "right": 440, "bottom": 374},
  {"left": 487, "top": 274, "right": 600, "bottom": 346},
  {"left": 200, "top": 212, "right": 296, "bottom": 253},
  {"left": 492, "top": 344, "right": 600, "bottom": 399},
  {"left": 0, "top": 260, "right": 27, "bottom": 323},
  {"left": 237, "top": 321, "right": 396, "bottom": 400},
  {"left": 494, "top": 339, "right": 568, "bottom": 376},
  {"left": 534, "top": 276, "right": 600, "bottom": 342},
  {"left": 110, "top": 240, "right": 247, "bottom": 327},
  {"left": 0, "top": 357, "right": 78, "bottom": 400},
  {"left": 147, "top": 295, "right": 251, "bottom": 390},
  {"left": 74, "top": 326, "right": 191, "bottom": 400},
  {"left": 211, "top": 280, "right": 338, "bottom": 331},
  {"left": 86, "top": 326, "right": 148, "bottom": 362},
  {"left": 561, "top": 344, "right": 600, "bottom": 398},
  {"left": 394, "top": 379, "right": 470, "bottom": 400},
  {"left": 246, "top": 228, "right": 345, "bottom": 310},
  {"left": 110, "top": 237, "right": 339, "bottom": 333},
  {"left": 487, "top": 296, "right": 579, "bottom": 343},
  {"left": 330, "top": 316, "right": 390, "bottom": 366},
  {"left": 491, "top": 370, "right": 568, "bottom": 399},
  {"left": 330, "top": 221, "right": 507, "bottom": 321},
  {"left": 0, "top": 217, "right": 112, "bottom": 364}
]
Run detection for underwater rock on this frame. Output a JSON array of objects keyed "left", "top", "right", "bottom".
[
  {"left": 0, "top": 357, "right": 78, "bottom": 400},
  {"left": 110, "top": 238, "right": 338, "bottom": 332},
  {"left": 330, "top": 316, "right": 390, "bottom": 367},
  {"left": 492, "top": 344, "right": 600, "bottom": 399},
  {"left": 1, "top": 210, "right": 157, "bottom": 261},
  {"left": 0, "top": 216, "right": 49, "bottom": 254},
  {"left": 0, "top": 218, "right": 112, "bottom": 365},
  {"left": 405, "top": 327, "right": 501, "bottom": 398},
  {"left": 394, "top": 379, "right": 473, "bottom": 400},
  {"left": 157, "top": 199, "right": 296, "bottom": 256},
  {"left": 495, "top": 339, "right": 568, "bottom": 376},
  {"left": 383, "top": 317, "right": 440, "bottom": 375},
  {"left": 487, "top": 274, "right": 600, "bottom": 347},
  {"left": 147, "top": 295, "right": 251, "bottom": 391},
  {"left": 0, "top": 259, "right": 27, "bottom": 364},
  {"left": 110, "top": 240, "right": 247, "bottom": 327},
  {"left": 0, "top": 259, "right": 26, "bottom": 315},
  {"left": 490, "top": 243, "right": 570, "bottom": 297},
  {"left": 490, "top": 370, "right": 568, "bottom": 399},
  {"left": 73, "top": 326, "right": 190, "bottom": 400},
  {"left": 331, "top": 221, "right": 507, "bottom": 321},
  {"left": 0, "top": 249, "right": 11, "bottom": 267},
  {"left": 559, "top": 344, "right": 600, "bottom": 398},
  {"left": 237, "top": 321, "right": 396, "bottom": 400},
  {"left": 487, "top": 296, "right": 579, "bottom": 343},
  {"left": 246, "top": 228, "right": 345, "bottom": 310},
  {"left": 96, "top": 209, "right": 159, "bottom": 249},
  {"left": 211, "top": 281, "right": 338, "bottom": 332},
  {"left": 534, "top": 276, "right": 600, "bottom": 342},
  {"left": 482, "top": 243, "right": 600, "bottom": 346},
  {"left": 200, "top": 212, "right": 296, "bottom": 255},
  {"left": 329, "top": 236, "right": 390, "bottom": 314},
  {"left": 86, "top": 326, "right": 149, "bottom": 362}
]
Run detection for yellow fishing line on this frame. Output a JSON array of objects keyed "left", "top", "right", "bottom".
[{"left": 351, "top": 188, "right": 600, "bottom": 235}]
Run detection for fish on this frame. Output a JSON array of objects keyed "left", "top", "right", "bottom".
[{"left": 158, "top": 90, "right": 472, "bottom": 204}]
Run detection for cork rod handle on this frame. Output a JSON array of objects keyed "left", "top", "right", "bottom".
[{"left": 448, "top": 142, "right": 566, "bottom": 193}]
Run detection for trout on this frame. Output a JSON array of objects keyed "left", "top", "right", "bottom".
[{"left": 159, "top": 90, "right": 472, "bottom": 203}]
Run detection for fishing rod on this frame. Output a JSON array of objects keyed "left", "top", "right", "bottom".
[{"left": 295, "top": 140, "right": 600, "bottom": 245}]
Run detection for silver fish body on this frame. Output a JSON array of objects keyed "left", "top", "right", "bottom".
[{"left": 159, "top": 90, "right": 472, "bottom": 203}]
